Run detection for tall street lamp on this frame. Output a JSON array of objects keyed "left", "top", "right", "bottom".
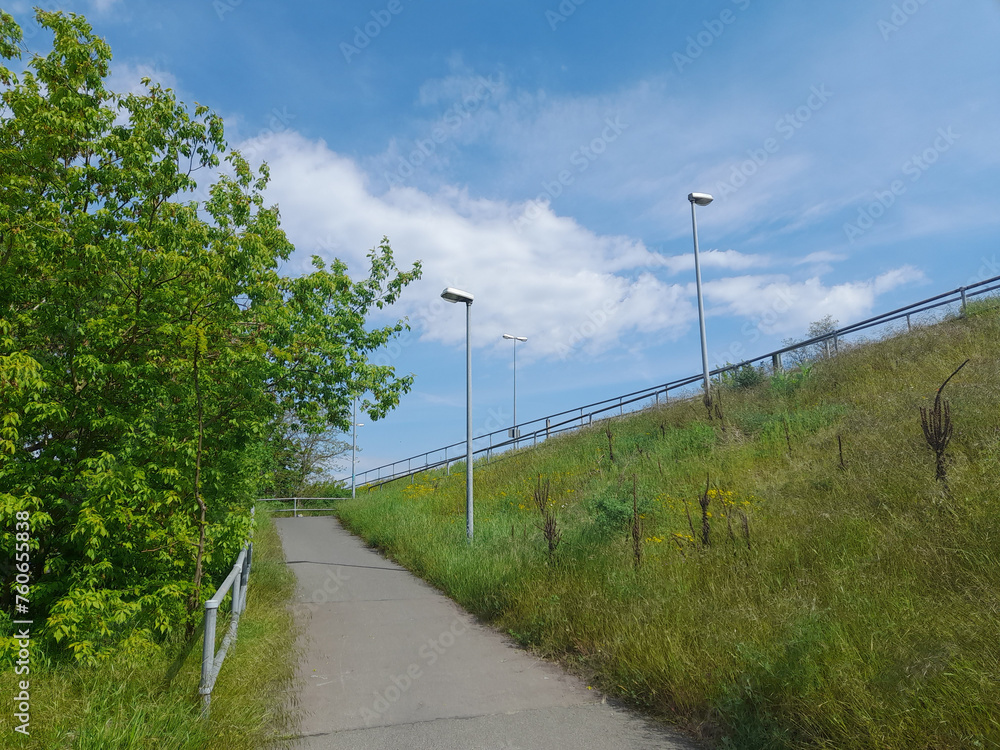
[
  {"left": 441, "top": 287, "right": 475, "bottom": 540},
  {"left": 350, "top": 395, "right": 364, "bottom": 499},
  {"left": 502, "top": 333, "right": 526, "bottom": 446},
  {"left": 688, "top": 192, "right": 714, "bottom": 409}
]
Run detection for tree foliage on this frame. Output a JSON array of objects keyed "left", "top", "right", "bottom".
[{"left": 0, "top": 10, "right": 420, "bottom": 662}]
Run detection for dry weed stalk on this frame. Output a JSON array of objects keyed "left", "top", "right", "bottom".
[
  {"left": 919, "top": 359, "right": 969, "bottom": 485},
  {"left": 605, "top": 424, "right": 615, "bottom": 463},
  {"left": 699, "top": 474, "right": 711, "bottom": 547},
  {"left": 738, "top": 509, "right": 751, "bottom": 551},
  {"left": 534, "top": 475, "right": 561, "bottom": 561}
]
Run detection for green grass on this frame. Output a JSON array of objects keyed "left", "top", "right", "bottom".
[
  {"left": 0, "top": 509, "right": 299, "bottom": 749},
  {"left": 336, "top": 307, "right": 1000, "bottom": 749}
]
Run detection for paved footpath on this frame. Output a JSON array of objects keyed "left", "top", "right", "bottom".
[{"left": 275, "top": 515, "right": 700, "bottom": 750}]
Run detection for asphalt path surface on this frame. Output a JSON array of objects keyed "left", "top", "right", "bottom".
[{"left": 276, "top": 515, "right": 700, "bottom": 750}]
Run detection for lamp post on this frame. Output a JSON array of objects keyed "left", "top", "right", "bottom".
[
  {"left": 350, "top": 396, "right": 364, "bottom": 499},
  {"left": 441, "top": 287, "right": 475, "bottom": 540},
  {"left": 502, "top": 333, "right": 526, "bottom": 446},
  {"left": 688, "top": 192, "right": 714, "bottom": 408}
]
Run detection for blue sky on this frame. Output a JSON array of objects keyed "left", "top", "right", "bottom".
[{"left": 9, "top": 0, "right": 1000, "bottom": 479}]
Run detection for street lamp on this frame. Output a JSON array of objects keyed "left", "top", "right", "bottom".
[
  {"left": 350, "top": 396, "right": 364, "bottom": 499},
  {"left": 688, "top": 192, "right": 714, "bottom": 409},
  {"left": 502, "top": 334, "right": 527, "bottom": 446},
  {"left": 441, "top": 287, "right": 475, "bottom": 540}
]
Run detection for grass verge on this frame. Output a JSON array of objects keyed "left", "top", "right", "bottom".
[
  {"left": 0, "top": 508, "right": 298, "bottom": 749},
  {"left": 336, "top": 308, "right": 1000, "bottom": 749}
]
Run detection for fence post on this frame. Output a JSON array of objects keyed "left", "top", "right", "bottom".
[
  {"left": 293, "top": 498, "right": 297, "bottom": 516},
  {"left": 906, "top": 314, "right": 911, "bottom": 331},
  {"left": 546, "top": 418, "right": 551, "bottom": 438},
  {"left": 772, "top": 352, "right": 782, "bottom": 372},
  {"left": 833, "top": 335, "right": 839, "bottom": 354},
  {"left": 240, "top": 543, "right": 252, "bottom": 612},
  {"left": 961, "top": 286, "right": 968, "bottom": 315},
  {"left": 200, "top": 603, "right": 219, "bottom": 716}
]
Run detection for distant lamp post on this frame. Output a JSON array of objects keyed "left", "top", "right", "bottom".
[
  {"left": 350, "top": 396, "right": 364, "bottom": 499},
  {"left": 502, "top": 334, "right": 527, "bottom": 446},
  {"left": 441, "top": 287, "right": 475, "bottom": 540},
  {"left": 688, "top": 192, "right": 714, "bottom": 408}
]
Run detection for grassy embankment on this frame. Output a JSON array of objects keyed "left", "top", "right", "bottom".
[
  {"left": 0, "top": 508, "right": 298, "bottom": 749},
  {"left": 336, "top": 302, "right": 1000, "bottom": 749}
]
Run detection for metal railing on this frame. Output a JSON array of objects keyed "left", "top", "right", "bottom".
[
  {"left": 258, "top": 497, "right": 340, "bottom": 515},
  {"left": 199, "top": 535, "right": 253, "bottom": 717},
  {"left": 349, "top": 274, "right": 1000, "bottom": 490}
]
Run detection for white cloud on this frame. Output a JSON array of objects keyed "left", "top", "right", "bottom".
[
  {"left": 107, "top": 62, "right": 178, "bottom": 97},
  {"left": 246, "top": 130, "right": 699, "bottom": 361},
  {"left": 242, "top": 130, "right": 930, "bottom": 363},
  {"left": 653, "top": 249, "right": 771, "bottom": 275},
  {"left": 89, "top": 0, "right": 122, "bottom": 13},
  {"left": 795, "top": 251, "right": 847, "bottom": 266},
  {"left": 704, "top": 266, "right": 925, "bottom": 336}
]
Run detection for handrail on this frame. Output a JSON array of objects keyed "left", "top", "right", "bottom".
[
  {"left": 257, "top": 497, "right": 340, "bottom": 515},
  {"left": 199, "top": 528, "right": 254, "bottom": 717},
  {"left": 350, "top": 274, "right": 1000, "bottom": 489}
]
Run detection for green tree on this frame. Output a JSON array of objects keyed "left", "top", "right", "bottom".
[
  {"left": 0, "top": 10, "right": 420, "bottom": 662},
  {"left": 782, "top": 314, "right": 839, "bottom": 368}
]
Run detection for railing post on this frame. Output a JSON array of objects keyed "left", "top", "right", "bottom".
[
  {"left": 906, "top": 314, "right": 912, "bottom": 331},
  {"left": 293, "top": 498, "right": 297, "bottom": 516},
  {"left": 232, "top": 560, "right": 242, "bottom": 617},
  {"left": 200, "top": 602, "right": 219, "bottom": 717},
  {"left": 239, "top": 544, "right": 252, "bottom": 613},
  {"left": 773, "top": 352, "right": 782, "bottom": 372},
  {"left": 960, "top": 286, "right": 968, "bottom": 315},
  {"left": 546, "top": 418, "right": 551, "bottom": 438}
]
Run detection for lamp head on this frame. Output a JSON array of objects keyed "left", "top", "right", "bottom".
[
  {"left": 688, "top": 192, "right": 714, "bottom": 206},
  {"left": 441, "top": 287, "right": 474, "bottom": 304},
  {"left": 502, "top": 333, "right": 527, "bottom": 342}
]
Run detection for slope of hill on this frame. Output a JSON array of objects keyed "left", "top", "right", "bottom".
[{"left": 336, "top": 301, "right": 1000, "bottom": 749}]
